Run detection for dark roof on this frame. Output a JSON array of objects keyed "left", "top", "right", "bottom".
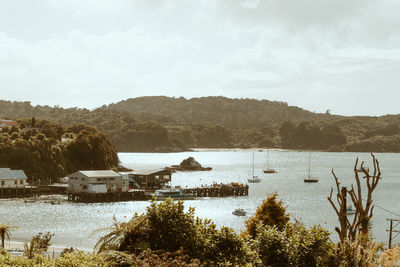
[{"left": 130, "top": 168, "right": 169, "bottom": 176}]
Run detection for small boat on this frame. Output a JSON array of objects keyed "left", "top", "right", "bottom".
[
  {"left": 345, "top": 205, "right": 356, "bottom": 215},
  {"left": 152, "top": 188, "right": 195, "bottom": 200},
  {"left": 304, "top": 177, "right": 319, "bottom": 183},
  {"left": 248, "top": 177, "right": 261, "bottom": 183},
  {"left": 263, "top": 150, "right": 277, "bottom": 174},
  {"left": 232, "top": 208, "right": 246, "bottom": 216},
  {"left": 248, "top": 152, "right": 261, "bottom": 183},
  {"left": 304, "top": 150, "right": 319, "bottom": 183}
]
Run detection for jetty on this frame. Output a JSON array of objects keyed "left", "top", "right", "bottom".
[
  {"left": 67, "top": 183, "right": 248, "bottom": 203},
  {"left": 67, "top": 190, "right": 146, "bottom": 203},
  {"left": 183, "top": 183, "right": 248, "bottom": 198},
  {"left": 0, "top": 184, "right": 68, "bottom": 199}
]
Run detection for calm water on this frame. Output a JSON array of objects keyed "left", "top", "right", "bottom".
[{"left": 1, "top": 150, "right": 399, "bottom": 249}]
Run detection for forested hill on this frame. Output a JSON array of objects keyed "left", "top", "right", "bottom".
[
  {"left": 108, "top": 96, "right": 333, "bottom": 129},
  {"left": 1, "top": 98, "right": 400, "bottom": 152}
]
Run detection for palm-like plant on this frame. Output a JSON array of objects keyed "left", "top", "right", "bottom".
[
  {"left": 0, "top": 224, "right": 17, "bottom": 249},
  {"left": 93, "top": 215, "right": 147, "bottom": 253}
]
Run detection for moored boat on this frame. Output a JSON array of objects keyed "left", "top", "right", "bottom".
[
  {"left": 152, "top": 188, "right": 195, "bottom": 200},
  {"left": 304, "top": 150, "right": 319, "bottom": 183},
  {"left": 232, "top": 208, "right": 246, "bottom": 216}
]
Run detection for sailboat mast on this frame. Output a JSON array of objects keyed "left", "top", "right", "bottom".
[
  {"left": 308, "top": 150, "right": 311, "bottom": 178},
  {"left": 253, "top": 152, "right": 255, "bottom": 177},
  {"left": 267, "top": 150, "right": 270, "bottom": 170}
]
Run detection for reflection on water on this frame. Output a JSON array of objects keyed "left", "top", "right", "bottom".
[{"left": 1, "top": 150, "right": 398, "bottom": 249}]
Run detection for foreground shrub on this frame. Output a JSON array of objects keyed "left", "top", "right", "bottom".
[
  {"left": 0, "top": 251, "right": 110, "bottom": 267},
  {"left": 244, "top": 192, "right": 290, "bottom": 239},
  {"left": 96, "top": 198, "right": 254, "bottom": 265},
  {"left": 252, "top": 222, "right": 332, "bottom": 267}
]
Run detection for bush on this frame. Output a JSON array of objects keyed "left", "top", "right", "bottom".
[
  {"left": 244, "top": 192, "right": 290, "bottom": 239},
  {"left": 96, "top": 198, "right": 253, "bottom": 265},
  {"left": 252, "top": 222, "right": 332, "bottom": 267}
]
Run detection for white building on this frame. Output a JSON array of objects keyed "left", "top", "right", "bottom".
[
  {"left": 67, "top": 170, "right": 122, "bottom": 193},
  {"left": 0, "top": 168, "right": 27, "bottom": 188}
]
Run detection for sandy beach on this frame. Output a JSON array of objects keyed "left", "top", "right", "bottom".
[{"left": 4, "top": 239, "right": 93, "bottom": 258}]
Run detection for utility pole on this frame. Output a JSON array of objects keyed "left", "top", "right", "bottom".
[{"left": 386, "top": 218, "right": 400, "bottom": 249}]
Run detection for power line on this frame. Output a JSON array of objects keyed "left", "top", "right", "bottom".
[{"left": 361, "top": 198, "right": 400, "bottom": 218}]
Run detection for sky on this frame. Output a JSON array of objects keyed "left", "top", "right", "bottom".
[{"left": 0, "top": 0, "right": 399, "bottom": 116}]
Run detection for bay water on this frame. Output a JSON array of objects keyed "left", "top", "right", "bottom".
[{"left": 1, "top": 149, "right": 398, "bottom": 250}]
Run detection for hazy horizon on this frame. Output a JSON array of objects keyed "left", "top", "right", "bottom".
[{"left": 1, "top": 0, "right": 399, "bottom": 116}]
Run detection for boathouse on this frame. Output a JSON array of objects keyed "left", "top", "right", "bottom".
[
  {"left": 0, "top": 168, "right": 27, "bottom": 188},
  {"left": 128, "top": 168, "right": 171, "bottom": 190},
  {"left": 67, "top": 170, "right": 122, "bottom": 193}
]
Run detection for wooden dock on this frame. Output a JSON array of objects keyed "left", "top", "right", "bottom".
[
  {"left": 0, "top": 185, "right": 68, "bottom": 199},
  {"left": 183, "top": 183, "right": 249, "bottom": 197},
  {"left": 67, "top": 190, "right": 146, "bottom": 203},
  {"left": 1, "top": 183, "right": 248, "bottom": 203}
]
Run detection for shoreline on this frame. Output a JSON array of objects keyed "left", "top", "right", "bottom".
[{"left": 5, "top": 239, "right": 93, "bottom": 254}]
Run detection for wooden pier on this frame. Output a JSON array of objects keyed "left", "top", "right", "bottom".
[
  {"left": 67, "top": 190, "right": 146, "bottom": 203},
  {"left": 1, "top": 183, "right": 248, "bottom": 203},
  {"left": 183, "top": 183, "right": 249, "bottom": 197},
  {"left": 0, "top": 185, "right": 68, "bottom": 199}
]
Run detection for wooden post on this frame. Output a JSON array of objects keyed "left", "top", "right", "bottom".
[{"left": 389, "top": 219, "right": 393, "bottom": 249}]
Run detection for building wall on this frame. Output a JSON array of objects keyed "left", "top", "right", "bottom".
[
  {"left": 68, "top": 172, "right": 123, "bottom": 193},
  {"left": 0, "top": 179, "right": 26, "bottom": 188},
  {"left": 130, "top": 170, "right": 171, "bottom": 190}
]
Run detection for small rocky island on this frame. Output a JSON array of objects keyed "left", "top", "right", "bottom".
[{"left": 168, "top": 157, "right": 212, "bottom": 172}]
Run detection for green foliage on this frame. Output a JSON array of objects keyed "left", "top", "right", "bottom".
[
  {"left": 96, "top": 198, "right": 253, "bottom": 265},
  {"left": 321, "top": 239, "right": 377, "bottom": 267},
  {"left": 3, "top": 97, "right": 400, "bottom": 152},
  {"left": 0, "top": 224, "right": 16, "bottom": 249},
  {"left": 278, "top": 121, "right": 346, "bottom": 150},
  {"left": 23, "top": 232, "right": 54, "bottom": 259},
  {"left": 0, "top": 119, "right": 119, "bottom": 183},
  {"left": 244, "top": 192, "right": 290, "bottom": 239},
  {"left": 252, "top": 222, "right": 333, "bottom": 267},
  {"left": 0, "top": 251, "right": 110, "bottom": 267}
]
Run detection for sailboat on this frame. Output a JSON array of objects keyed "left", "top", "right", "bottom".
[
  {"left": 263, "top": 150, "right": 276, "bottom": 174},
  {"left": 248, "top": 152, "right": 261, "bottom": 183},
  {"left": 304, "top": 150, "right": 318, "bottom": 183}
]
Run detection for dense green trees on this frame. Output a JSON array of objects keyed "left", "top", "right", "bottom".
[
  {"left": 278, "top": 121, "right": 347, "bottom": 150},
  {"left": 0, "top": 119, "right": 119, "bottom": 183},
  {"left": 95, "top": 198, "right": 253, "bottom": 265},
  {"left": 2, "top": 97, "right": 400, "bottom": 152}
]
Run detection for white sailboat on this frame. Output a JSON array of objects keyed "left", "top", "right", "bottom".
[
  {"left": 248, "top": 152, "right": 261, "bottom": 183},
  {"left": 304, "top": 150, "right": 318, "bottom": 183},
  {"left": 263, "top": 149, "right": 276, "bottom": 174}
]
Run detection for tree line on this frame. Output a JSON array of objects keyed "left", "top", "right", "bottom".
[
  {"left": 2, "top": 97, "right": 400, "bottom": 152},
  {"left": 0, "top": 118, "right": 119, "bottom": 184}
]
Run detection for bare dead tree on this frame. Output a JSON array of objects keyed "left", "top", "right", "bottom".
[{"left": 328, "top": 153, "right": 382, "bottom": 244}]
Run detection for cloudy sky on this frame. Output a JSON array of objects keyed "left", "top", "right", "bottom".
[{"left": 0, "top": 0, "right": 399, "bottom": 116}]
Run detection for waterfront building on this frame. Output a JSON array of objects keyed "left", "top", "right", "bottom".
[
  {"left": 128, "top": 168, "right": 172, "bottom": 191},
  {"left": 67, "top": 170, "right": 122, "bottom": 193},
  {"left": 0, "top": 168, "right": 27, "bottom": 188}
]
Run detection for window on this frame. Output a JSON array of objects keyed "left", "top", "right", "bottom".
[
  {"left": 20, "top": 180, "right": 23, "bottom": 185},
  {"left": 1, "top": 181, "right": 4, "bottom": 186},
  {"left": 14, "top": 180, "right": 17, "bottom": 185},
  {"left": 83, "top": 185, "right": 88, "bottom": 190}
]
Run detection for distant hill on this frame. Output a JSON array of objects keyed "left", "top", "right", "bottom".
[
  {"left": 1, "top": 97, "right": 400, "bottom": 152},
  {"left": 108, "top": 96, "right": 333, "bottom": 129}
]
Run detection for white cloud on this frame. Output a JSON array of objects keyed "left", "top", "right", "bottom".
[{"left": 0, "top": 0, "right": 399, "bottom": 115}]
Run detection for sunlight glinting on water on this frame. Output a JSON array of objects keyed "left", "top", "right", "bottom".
[{"left": 0, "top": 149, "right": 398, "bottom": 249}]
